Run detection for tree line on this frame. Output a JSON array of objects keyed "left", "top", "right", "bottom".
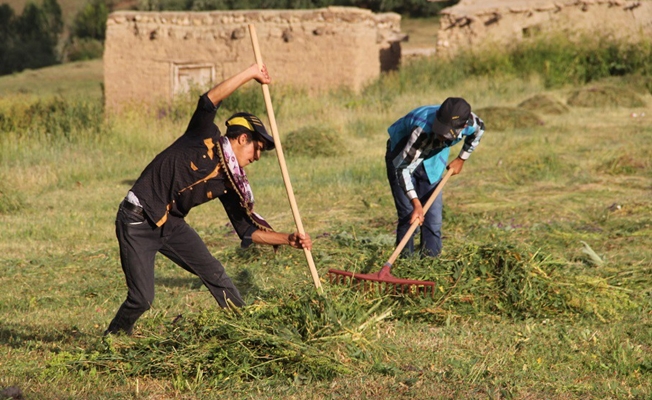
[
  {"left": 0, "top": 0, "right": 108, "bottom": 76},
  {"left": 0, "top": 0, "right": 456, "bottom": 76}
]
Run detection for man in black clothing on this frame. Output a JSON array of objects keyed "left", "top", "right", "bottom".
[{"left": 106, "top": 64, "right": 312, "bottom": 335}]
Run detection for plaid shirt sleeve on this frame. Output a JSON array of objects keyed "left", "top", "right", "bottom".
[
  {"left": 458, "top": 112, "right": 485, "bottom": 160},
  {"left": 391, "top": 125, "right": 429, "bottom": 200}
]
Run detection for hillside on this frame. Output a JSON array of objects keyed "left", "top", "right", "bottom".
[{"left": 0, "top": 59, "right": 103, "bottom": 100}]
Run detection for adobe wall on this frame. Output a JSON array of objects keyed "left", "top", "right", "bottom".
[
  {"left": 104, "top": 7, "right": 402, "bottom": 113},
  {"left": 436, "top": 0, "right": 652, "bottom": 56}
]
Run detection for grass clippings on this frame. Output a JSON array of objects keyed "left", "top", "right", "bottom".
[
  {"left": 327, "top": 235, "right": 635, "bottom": 323},
  {"left": 48, "top": 290, "right": 393, "bottom": 387}
]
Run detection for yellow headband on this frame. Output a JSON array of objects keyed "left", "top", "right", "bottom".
[{"left": 227, "top": 117, "right": 254, "bottom": 132}]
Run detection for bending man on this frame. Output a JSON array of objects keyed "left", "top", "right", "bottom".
[
  {"left": 106, "top": 64, "right": 311, "bottom": 335},
  {"left": 386, "top": 97, "right": 485, "bottom": 257}
]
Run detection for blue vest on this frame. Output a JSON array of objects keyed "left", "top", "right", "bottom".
[{"left": 388, "top": 105, "right": 475, "bottom": 184}]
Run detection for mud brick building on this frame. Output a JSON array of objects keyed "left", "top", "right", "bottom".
[{"left": 103, "top": 7, "right": 403, "bottom": 113}]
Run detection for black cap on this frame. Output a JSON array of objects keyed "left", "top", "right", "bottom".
[
  {"left": 225, "top": 112, "right": 275, "bottom": 151},
  {"left": 432, "top": 97, "right": 471, "bottom": 141}
]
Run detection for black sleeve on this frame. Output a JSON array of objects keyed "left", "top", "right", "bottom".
[
  {"left": 218, "top": 189, "right": 258, "bottom": 248},
  {"left": 184, "top": 93, "right": 222, "bottom": 138}
]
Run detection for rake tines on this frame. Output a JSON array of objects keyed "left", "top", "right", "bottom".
[
  {"left": 328, "top": 265, "right": 436, "bottom": 298},
  {"left": 327, "top": 170, "right": 454, "bottom": 301}
]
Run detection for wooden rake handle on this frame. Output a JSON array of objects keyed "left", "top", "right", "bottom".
[
  {"left": 386, "top": 168, "right": 455, "bottom": 267},
  {"left": 248, "top": 24, "right": 322, "bottom": 292}
]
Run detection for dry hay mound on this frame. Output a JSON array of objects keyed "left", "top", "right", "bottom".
[
  {"left": 599, "top": 75, "right": 652, "bottom": 96},
  {"left": 474, "top": 106, "right": 544, "bottom": 131},
  {"left": 518, "top": 94, "right": 569, "bottom": 115},
  {"left": 567, "top": 85, "right": 646, "bottom": 108},
  {"left": 283, "top": 125, "right": 341, "bottom": 157}
]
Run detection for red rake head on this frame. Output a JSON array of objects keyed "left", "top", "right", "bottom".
[{"left": 328, "top": 265, "right": 436, "bottom": 298}]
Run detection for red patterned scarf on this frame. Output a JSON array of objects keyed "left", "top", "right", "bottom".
[{"left": 218, "top": 136, "right": 274, "bottom": 232}]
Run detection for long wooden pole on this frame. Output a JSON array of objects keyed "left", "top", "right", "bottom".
[{"left": 248, "top": 24, "right": 322, "bottom": 292}]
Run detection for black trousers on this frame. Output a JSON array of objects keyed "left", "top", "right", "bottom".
[{"left": 106, "top": 201, "right": 244, "bottom": 335}]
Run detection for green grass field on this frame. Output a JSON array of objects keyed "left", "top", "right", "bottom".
[{"left": 1, "top": 43, "right": 651, "bottom": 399}]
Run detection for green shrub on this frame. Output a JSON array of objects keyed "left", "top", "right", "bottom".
[
  {"left": 156, "top": 85, "right": 271, "bottom": 128},
  {"left": 513, "top": 34, "right": 652, "bottom": 87},
  {"left": 65, "top": 38, "right": 104, "bottom": 61},
  {"left": 220, "top": 85, "right": 269, "bottom": 118},
  {"left": 421, "top": 34, "right": 652, "bottom": 89},
  {"left": 0, "top": 97, "right": 105, "bottom": 141}
]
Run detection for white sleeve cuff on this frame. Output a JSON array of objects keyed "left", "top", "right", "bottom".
[
  {"left": 458, "top": 151, "right": 471, "bottom": 160},
  {"left": 407, "top": 190, "right": 418, "bottom": 200}
]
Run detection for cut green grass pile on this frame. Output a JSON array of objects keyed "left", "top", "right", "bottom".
[
  {"left": 283, "top": 125, "right": 342, "bottom": 158},
  {"left": 568, "top": 85, "right": 646, "bottom": 108},
  {"left": 474, "top": 106, "right": 544, "bottom": 131},
  {"left": 48, "top": 290, "right": 391, "bottom": 386},
  {"left": 518, "top": 94, "right": 569, "bottom": 115},
  {"left": 46, "top": 239, "right": 639, "bottom": 391}
]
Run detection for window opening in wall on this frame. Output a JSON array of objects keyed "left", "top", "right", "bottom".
[{"left": 172, "top": 63, "right": 215, "bottom": 97}]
